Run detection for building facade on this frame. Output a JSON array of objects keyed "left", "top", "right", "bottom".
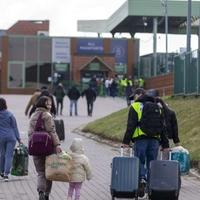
[{"left": 0, "top": 34, "right": 139, "bottom": 94}]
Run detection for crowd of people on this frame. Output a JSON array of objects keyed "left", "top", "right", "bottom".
[{"left": 0, "top": 75, "right": 181, "bottom": 200}]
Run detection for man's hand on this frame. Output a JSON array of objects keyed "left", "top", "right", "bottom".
[
  {"left": 175, "top": 143, "right": 180, "bottom": 147},
  {"left": 162, "top": 148, "right": 171, "bottom": 152},
  {"left": 121, "top": 143, "right": 129, "bottom": 148}
]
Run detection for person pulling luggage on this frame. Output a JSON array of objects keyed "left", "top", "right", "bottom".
[{"left": 122, "top": 88, "right": 169, "bottom": 198}]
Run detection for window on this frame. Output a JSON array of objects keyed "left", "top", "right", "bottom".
[
  {"left": 8, "top": 62, "right": 24, "bottom": 88},
  {"left": 26, "top": 37, "right": 38, "bottom": 62},
  {"left": 25, "top": 62, "right": 38, "bottom": 88},
  {"left": 8, "top": 37, "right": 25, "bottom": 61}
]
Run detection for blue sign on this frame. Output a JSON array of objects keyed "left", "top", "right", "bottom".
[
  {"left": 77, "top": 38, "right": 104, "bottom": 54},
  {"left": 110, "top": 39, "right": 128, "bottom": 64}
]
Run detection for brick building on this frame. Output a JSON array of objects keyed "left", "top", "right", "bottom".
[{"left": 0, "top": 20, "right": 139, "bottom": 94}]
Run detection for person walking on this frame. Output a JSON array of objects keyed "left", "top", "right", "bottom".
[
  {"left": 25, "top": 88, "right": 41, "bottom": 116},
  {"left": 122, "top": 88, "right": 169, "bottom": 198},
  {"left": 0, "top": 98, "right": 22, "bottom": 182},
  {"left": 28, "top": 96, "right": 62, "bottom": 200},
  {"left": 28, "top": 86, "right": 57, "bottom": 118},
  {"left": 67, "top": 138, "right": 92, "bottom": 200},
  {"left": 81, "top": 86, "right": 97, "bottom": 116},
  {"left": 146, "top": 89, "right": 180, "bottom": 147},
  {"left": 67, "top": 85, "right": 81, "bottom": 116},
  {"left": 125, "top": 81, "right": 133, "bottom": 106},
  {"left": 53, "top": 83, "right": 65, "bottom": 115}
]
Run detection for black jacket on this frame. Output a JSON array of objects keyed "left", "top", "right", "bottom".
[
  {"left": 67, "top": 87, "right": 80, "bottom": 100},
  {"left": 81, "top": 88, "right": 96, "bottom": 103},
  {"left": 164, "top": 107, "right": 180, "bottom": 144},
  {"left": 122, "top": 95, "right": 169, "bottom": 148}
]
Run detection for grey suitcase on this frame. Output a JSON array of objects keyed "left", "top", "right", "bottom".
[
  {"left": 148, "top": 152, "right": 181, "bottom": 200},
  {"left": 110, "top": 147, "right": 139, "bottom": 200},
  {"left": 54, "top": 118, "right": 65, "bottom": 141}
]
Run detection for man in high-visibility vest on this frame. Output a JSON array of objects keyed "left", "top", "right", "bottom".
[
  {"left": 122, "top": 88, "right": 169, "bottom": 198},
  {"left": 138, "top": 77, "right": 145, "bottom": 88}
]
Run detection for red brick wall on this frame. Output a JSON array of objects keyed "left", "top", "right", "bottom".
[
  {"left": 145, "top": 73, "right": 174, "bottom": 96},
  {"left": 7, "top": 20, "right": 49, "bottom": 35}
]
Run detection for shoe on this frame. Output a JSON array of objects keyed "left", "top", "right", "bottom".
[
  {"left": 45, "top": 195, "right": 49, "bottom": 200},
  {"left": 39, "top": 191, "right": 45, "bottom": 200},
  {"left": 3, "top": 175, "right": 9, "bottom": 182},
  {"left": 138, "top": 178, "right": 146, "bottom": 198},
  {"left": 0, "top": 173, "right": 4, "bottom": 178}
]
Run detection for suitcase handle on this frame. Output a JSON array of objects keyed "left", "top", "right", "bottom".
[
  {"left": 160, "top": 149, "right": 172, "bottom": 160},
  {"left": 120, "top": 145, "right": 133, "bottom": 157}
]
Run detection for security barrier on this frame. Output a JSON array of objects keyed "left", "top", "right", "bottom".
[{"left": 174, "top": 50, "right": 200, "bottom": 95}]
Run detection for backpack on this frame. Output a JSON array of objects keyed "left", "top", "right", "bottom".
[
  {"left": 28, "top": 113, "right": 53, "bottom": 156},
  {"left": 139, "top": 102, "right": 164, "bottom": 137}
]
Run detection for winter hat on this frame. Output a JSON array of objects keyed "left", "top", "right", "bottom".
[
  {"left": 146, "top": 89, "right": 159, "bottom": 97},
  {"left": 129, "top": 87, "right": 145, "bottom": 100},
  {"left": 70, "top": 138, "right": 84, "bottom": 154}
]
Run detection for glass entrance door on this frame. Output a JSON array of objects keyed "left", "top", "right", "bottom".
[{"left": 8, "top": 62, "right": 25, "bottom": 88}]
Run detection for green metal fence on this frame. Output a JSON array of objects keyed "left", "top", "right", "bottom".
[{"left": 174, "top": 49, "right": 200, "bottom": 95}]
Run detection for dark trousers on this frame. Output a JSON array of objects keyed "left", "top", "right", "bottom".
[
  {"left": 56, "top": 98, "right": 63, "bottom": 115},
  {"left": 33, "top": 156, "right": 52, "bottom": 195},
  {"left": 87, "top": 101, "right": 94, "bottom": 116},
  {"left": 134, "top": 138, "right": 159, "bottom": 180}
]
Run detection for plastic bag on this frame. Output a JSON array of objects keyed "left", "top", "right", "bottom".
[{"left": 11, "top": 144, "right": 29, "bottom": 176}]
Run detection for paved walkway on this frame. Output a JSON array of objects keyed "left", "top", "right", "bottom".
[{"left": 0, "top": 95, "right": 200, "bottom": 200}]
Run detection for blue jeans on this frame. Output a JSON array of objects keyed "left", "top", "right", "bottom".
[
  {"left": 0, "top": 138, "right": 16, "bottom": 175},
  {"left": 134, "top": 138, "right": 159, "bottom": 180},
  {"left": 70, "top": 100, "right": 78, "bottom": 115}
]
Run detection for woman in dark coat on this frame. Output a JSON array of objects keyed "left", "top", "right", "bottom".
[{"left": 155, "top": 97, "right": 180, "bottom": 146}]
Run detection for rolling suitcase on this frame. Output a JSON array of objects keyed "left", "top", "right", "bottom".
[
  {"left": 171, "top": 146, "right": 190, "bottom": 175},
  {"left": 148, "top": 152, "right": 181, "bottom": 200},
  {"left": 110, "top": 147, "right": 139, "bottom": 200},
  {"left": 54, "top": 118, "right": 65, "bottom": 141}
]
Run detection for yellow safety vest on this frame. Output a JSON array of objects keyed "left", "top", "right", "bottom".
[
  {"left": 138, "top": 78, "right": 144, "bottom": 87},
  {"left": 120, "top": 79, "right": 127, "bottom": 87},
  {"left": 131, "top": 102, "right": 159, "bottom": 139}
]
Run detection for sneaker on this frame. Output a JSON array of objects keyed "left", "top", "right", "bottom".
[
  {"left": 3, "top": 175, "right": 9, "bottom": 182},
  {"left": 138, "top": 179, "right": 146, "bottom": 198},
  {"left": 39, "top": 191, "right": 45, "bottom": 200},
  {"left": 44, "top": 195, "right": 49, "bottom": 200},
  {"left": 0, "top": 173, "right": 4, "bottom": 178}
]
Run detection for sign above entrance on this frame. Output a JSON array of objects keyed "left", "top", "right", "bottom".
[
  {"left": 77, "top": 38, "right": 104, "bottom": 54},
  {"left": 115, "top": 63, "right": 127, "bottom": 74},
  {"left": 110, "top": 39, "right": 128, "bottom": 64},
  {"left": 52, "top": 38, "right": 70, "bottom": 63}
]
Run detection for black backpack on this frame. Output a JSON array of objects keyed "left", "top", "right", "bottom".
[{"left": 139, "top": 102, "right": 164, "bottom": 137}]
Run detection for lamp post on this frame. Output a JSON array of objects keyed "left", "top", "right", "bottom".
[{"left": 161, "top": 0, "right": 168, "bottom": 73}]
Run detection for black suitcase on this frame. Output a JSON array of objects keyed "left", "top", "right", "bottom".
[
  {"left": 54, "top": 119, "right": 65, "bottom": 141},
  {"left": 110, "top": 147, "right": 139, "bottom": 200},
  {"left": 148, "top": 159, "right": 181, "bottom": 200}
]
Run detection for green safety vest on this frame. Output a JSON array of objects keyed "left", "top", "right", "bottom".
[
  {"left": 131, "top": 102, "right": 159, "bottom": 139},
  {"left": 120, "top": 79, "right": 127, "bottom": 87},
  {"left": 138, "top": 78, "right": 144, "bottom": 87}
]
